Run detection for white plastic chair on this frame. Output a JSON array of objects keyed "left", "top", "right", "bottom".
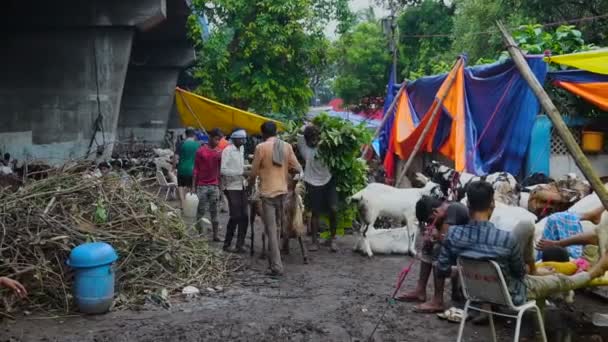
[
  {"left": 156, "top": 170, "right": 177, "bottom": 201},
  {"left": 456, "top": 257, "right": 547, "bottom": 342}
]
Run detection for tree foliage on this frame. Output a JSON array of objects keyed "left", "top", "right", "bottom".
[
  {"left": 187, "top": 0, "right": 351, "bottom": 121},
  {"left": 513, "top": 24, "right": 594, "bottom": 56},
  {"left": 505, "top": 0, "right": 608, "bottom": 47},
  {"left": 398, "top": 0, "right": 455, "bottom": 79},
  {"left": 331, "top": 21, "right": 391, "bottom": 107}
]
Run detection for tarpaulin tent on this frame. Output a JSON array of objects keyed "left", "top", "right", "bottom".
[
  {"left": 382, "top": 56, "right": 548, "bottom": 179},
  {"left": 546, "top": 50, "right": 608, "bottom": 112},
  {"left": 549, "top": 70, "right": 608, "bottom": 111},
  {"left": 174, "top": 87, "right": 284, "bottom": 135}
]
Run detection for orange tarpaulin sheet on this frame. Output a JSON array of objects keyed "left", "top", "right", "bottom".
[
  {"left": 556, "top": 81, "right": 608, "bottom": 111},
  {"left": 393, "top": 58, "right": 467, "bottom": 171}
]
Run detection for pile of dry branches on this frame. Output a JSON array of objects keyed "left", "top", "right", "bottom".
[{"left": 0, "top": 164, "right": 235, "bottom": 314}]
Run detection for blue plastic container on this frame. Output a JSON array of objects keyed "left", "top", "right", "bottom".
[{"left": 67, "top": 242, "right": 118, "bottom": 314}]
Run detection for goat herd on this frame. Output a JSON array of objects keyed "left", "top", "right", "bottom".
[{"left": 349, "top": 161, "right": 602, "bottom": 259}]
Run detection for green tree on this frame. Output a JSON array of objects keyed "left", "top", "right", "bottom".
[
  {"left": 513, "top": 24, "right": 595, "bottom": 56},
  {"left": 506, "top": 0, "right": 608, "bottom": 46},
  {"left": 450, "top": 0, "right": 529, "bottom": 62},
  {"left": 331, "top": 21, "right": 391, "bottom": 107},
  {"left": 397, "top": 0, "right": 455, "bottom": 79},
  {"left": 188, "top": 0, "right": 351, "bottom": 121}
]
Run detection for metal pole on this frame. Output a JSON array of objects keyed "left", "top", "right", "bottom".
[{"left": 497, "top": 20, "right": 608, "bottom": 210}]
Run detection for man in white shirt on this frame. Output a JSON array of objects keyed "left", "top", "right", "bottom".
[
  {"left": 298, "top": 125, "right": 338, "bottom": 252},
  {"left": 221, "top": 128, "right": 249, "bottom": 253}
]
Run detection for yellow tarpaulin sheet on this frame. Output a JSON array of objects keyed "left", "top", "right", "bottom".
[
  {"left": 174, "top": 87, "right": 284, "bottom": 135},
  {"left": 544, "top": 49, "right": 608, "bottom": 75}
]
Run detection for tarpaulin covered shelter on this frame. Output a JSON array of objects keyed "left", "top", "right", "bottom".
[
  {"left": 174, "top": 87, "right": 284, "bottom": 135},
  {"left": 547, "top": 49, "right": 608, "bottom": 111},
  {"left": 382, "top": 56, "right": 548, "bottom": 179}
]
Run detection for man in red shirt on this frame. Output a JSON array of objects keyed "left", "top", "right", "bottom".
[{"left": 192, "top": 128, "right": 223, "bottom": 241}]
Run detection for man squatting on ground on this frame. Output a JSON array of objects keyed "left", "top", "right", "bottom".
[
  {"left": 436, "top": 181, "right": 608, "bottom": 306},
  {"left": 249, "top": 121, "right": 302, "bottom": 276},
  {"left": 398, "top": 197, "right": 469, "bottom": 312},
  {"left": 221, "top": 128, "right": 249, "bottom": 253},
  {"left": 193, "top": 128, "right": 223, "bottom": 241},
  {"left": 297, "top": 124, "right": 339, "bottom": 252}
]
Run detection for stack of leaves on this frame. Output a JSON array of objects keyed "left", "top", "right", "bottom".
[
  {"left": 312, "top": 113, "right": 371, "bottom": 235},
  {"left": 311, "top": 113, "right": 371, "bottom": 202},
  {"left": 0, "top": 164, "right": 235, "bottom": 315}
]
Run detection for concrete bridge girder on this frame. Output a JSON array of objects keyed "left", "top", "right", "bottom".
[{"left": 0, "top": 0, "right": 195, "bottom": 164}]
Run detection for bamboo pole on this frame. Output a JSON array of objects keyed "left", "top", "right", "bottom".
[
  {"left": 497, "top": 20, "right": 608, "bottom": 210},
  {"left": 394, "top": 58, "right": 462, "bottom": 186},
  {"left": 360, "top": 81, "right": 408, "bottom": 158}
]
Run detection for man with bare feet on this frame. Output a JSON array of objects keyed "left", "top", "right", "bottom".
[{"left": 397, "top": 196, "right": 469, "bottom": 313}]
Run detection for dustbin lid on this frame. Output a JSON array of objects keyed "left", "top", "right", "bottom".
[{"left": 67, "top": 242, "right": 118, "bottom": 268}]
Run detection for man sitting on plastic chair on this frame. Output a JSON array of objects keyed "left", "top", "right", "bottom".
[{"left": 436, "top": 182, "right": 608, "bottom": 325}]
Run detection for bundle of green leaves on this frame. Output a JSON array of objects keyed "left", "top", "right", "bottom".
[
  {"left": 280, "top": 114, "right": 371, "bottom": 235},
  {"left": 311, "top": 113, "right": 371, "bottom": 202},
  {"left": 311, "top": 113, "right": 371, "bottom": 235}
]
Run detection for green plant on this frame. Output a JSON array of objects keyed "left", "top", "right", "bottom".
[{"left": 513, "top": 24, "right": 593, "bottom": 57}]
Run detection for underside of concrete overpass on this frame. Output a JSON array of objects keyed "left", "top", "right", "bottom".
[{"left": 0, "top": 0, "right": 194, "bottom": 164}]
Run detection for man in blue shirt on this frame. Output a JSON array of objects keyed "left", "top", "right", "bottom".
[{"left": 437, "top": 181, "right": 608, "bottom": 305}]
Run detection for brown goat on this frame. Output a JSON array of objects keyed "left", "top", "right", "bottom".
[{"left": 249, "top": 178, "right": 308, "bottom": 264}]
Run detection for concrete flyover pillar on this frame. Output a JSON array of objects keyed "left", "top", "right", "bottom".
[
  {"left": 118, "top": 0, "right": 196, "bottom": 145},
  {"left": 0, "top": 0, "right": 166, "bottom": 164}
]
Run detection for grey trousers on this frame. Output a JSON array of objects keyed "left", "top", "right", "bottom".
[{"left": 261, "top": 194, "right": 285, "bottom": 274}]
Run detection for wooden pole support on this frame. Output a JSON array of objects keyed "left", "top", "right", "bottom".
[
  {"left": 395, "top": 58, "right": 462, "bottom": 186},
  {"left": 497, "top": 20, "right": 608, "bottom": 210},
  {"left": 360, "top": 80, "right": 408, "bottom": 159}
]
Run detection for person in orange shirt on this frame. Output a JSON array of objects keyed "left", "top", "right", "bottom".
[{"left": 249, "top": 121, "right": 302, "bottom": 276}]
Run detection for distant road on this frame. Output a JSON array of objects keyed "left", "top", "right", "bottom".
[{"left": 306, "top": 106, "right": 333, "bottom": 119}]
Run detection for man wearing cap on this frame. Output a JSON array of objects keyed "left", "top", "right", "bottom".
[
  {"left": 221, "top": 128, "right": 249, "bottom": 253},
  {"left": 193, "top": 128, "right": 223, "bottom": 241}
]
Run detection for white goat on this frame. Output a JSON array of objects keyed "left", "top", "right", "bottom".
[
  {"left": 349, "top": 181, "right": 442, "bottom": 256},
  {"left": 353, "top": 224, "right": 413, "bottom": 257}
]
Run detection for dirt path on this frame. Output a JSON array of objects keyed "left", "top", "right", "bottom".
[{"left": 3, "top": 228, "right": 608, "bottom": 341}]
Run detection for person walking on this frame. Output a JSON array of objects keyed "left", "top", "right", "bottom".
[
  {"left": 221, "top": 128, "right": 249, "bottom": 253},
  {"left": 193, "top": 128, "right": 223, "bottom": 241},
  {"left": 297, "top": 124, "right": 338, "bottom": 252},
  {"left": 249, "top": 121, "right": 302, "bottom": 276},
  {"left": 175, "top": 128, "right": 200, "bottom": 207}
]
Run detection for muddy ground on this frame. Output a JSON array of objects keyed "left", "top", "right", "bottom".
[{"left": 2, "top": 214, "right": 608, "bottom": 341}]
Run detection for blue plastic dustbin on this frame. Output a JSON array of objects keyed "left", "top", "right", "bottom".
[{"left": 67, "top": 242, "right": 118, "bottom": 314}]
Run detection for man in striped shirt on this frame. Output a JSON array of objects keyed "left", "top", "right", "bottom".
[{"left": 437, "top": 181, "right": 608, "bottom": 305}]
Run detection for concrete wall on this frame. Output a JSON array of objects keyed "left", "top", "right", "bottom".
[
  {"left": 116, "top": 0, "right": 195, "bottom": 144},
  {"left": 550, "top": 154, "right": 608, "bottom": 179},
  {"left": 117, "top": 68, "right": 179, "bottom": 143},
  {"left": 0, "top": 29, "right": 133, "bottom": 163},
  {"left": 0, "top": 0, "right": 196, "bottom": 165}
]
